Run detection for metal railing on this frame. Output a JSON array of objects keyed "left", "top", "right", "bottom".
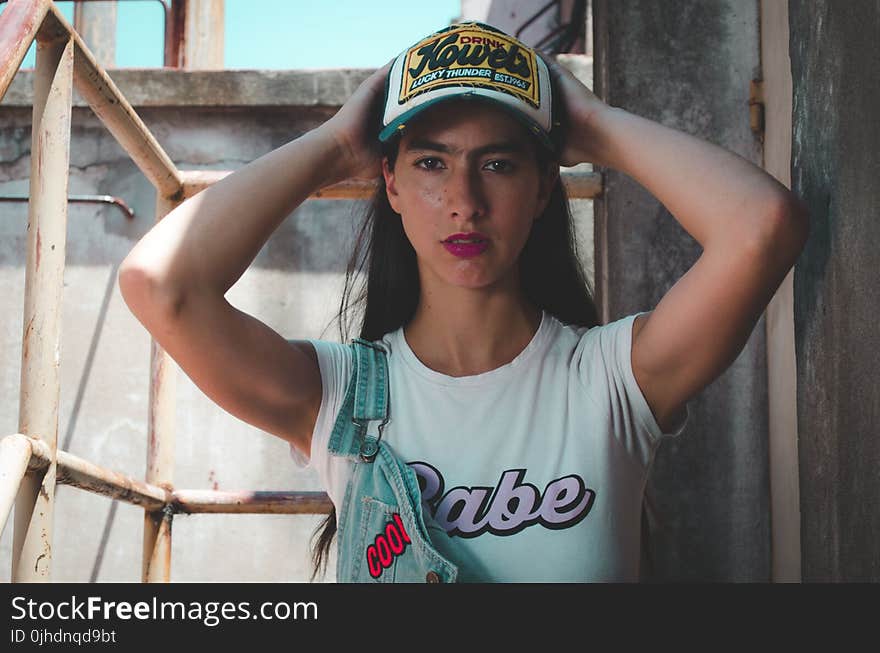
[
  {"left": 0, "top": 195, "right": 137, "bottom": 219},
  {"left": 0, "top": 0, "right": 602, "bottom": 582},
  {"left": 1, "top": 0, "right": 183, "bottom": 68}
]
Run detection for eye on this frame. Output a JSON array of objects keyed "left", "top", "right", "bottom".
[
  {"left": 483, "top": 159, "right": 515, "bottom": 173},
  {"left": 415, "top": 157, "right": 445, "bottom": 170}
]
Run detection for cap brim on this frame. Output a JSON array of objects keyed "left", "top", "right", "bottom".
[{"left": 378, "top": 93, "right": 555, "bottom": 152}]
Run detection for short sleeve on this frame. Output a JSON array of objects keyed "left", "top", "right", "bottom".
[
  {"left": 286, "top": 339, "right": 353, "bottom": 472},
  {"left": 575, "top": 312, "right": 688, "bottom": 467}
]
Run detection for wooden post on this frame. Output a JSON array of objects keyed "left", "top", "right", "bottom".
[{"left": 12, "top": 35, "right": 74, "bottom": 582}]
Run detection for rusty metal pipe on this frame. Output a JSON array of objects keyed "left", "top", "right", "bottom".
[
  {"left": 0, "top": 194, "right": 136, "bottom": 219},
  {"left": 0, "top": 0, "right": 50, "bottom": 103},
  {"left": 172, "top": 490, "right": 332, "bottom": 515},
  {"left": 0, "top": 1, "right": 183, "bottom": 196},
  {"left": 142, "top": 193, "right": 180, "bottom": 583},
  {"left": 143, "top": 509, "right": 171, "bottom": 581},
  {"left": 35, "top": 2, "right": 185, "bottom": 197},
  {"left": 26, "top": 436, "right": 169, "bottom": 510},
  {"left": 16, "top": 430, "right": 328, "bottom": 516},
  {"left": 12, "top": 33, "right": 74, "bottom": 583}
]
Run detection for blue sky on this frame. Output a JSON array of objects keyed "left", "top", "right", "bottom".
[{"left": 9, "top": 0, "right": 461, "bottom": 69}]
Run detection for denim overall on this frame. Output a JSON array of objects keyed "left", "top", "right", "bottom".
[{"left": 329, "top": 338, "right": 459, "bottom": 583}]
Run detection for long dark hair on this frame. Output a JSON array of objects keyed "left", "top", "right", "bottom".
[{"left": 309, "top": 135, "right": 599, "bottom": 581}]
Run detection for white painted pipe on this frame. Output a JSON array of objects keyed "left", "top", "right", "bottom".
[
  {"left": 0, "top": 435, "right": 34, "bottom": 541},
  {"left": 12, "top": 34, "right": 74, "bottom": 584}
]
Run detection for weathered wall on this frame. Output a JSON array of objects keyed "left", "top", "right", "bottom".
[
  {"left": 0, "top": 70, "right": 363, "bottom": 582},
  {"left": 594, "top": 0, "right": 769, "bottom": 580},
  {"left": 0, "top": 68, "right": 594, "bottom": 581},
  {"left": 789, "top": 0, "right": 880, "bottom": 581}
]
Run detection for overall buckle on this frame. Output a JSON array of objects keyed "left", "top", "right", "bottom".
[{"left": 352, "top": 416, "right": 389, "bottom": 463}]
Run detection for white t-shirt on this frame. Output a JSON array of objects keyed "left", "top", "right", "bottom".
[{"left": 291, "top": 311, "right": 688, "bottom": 582}]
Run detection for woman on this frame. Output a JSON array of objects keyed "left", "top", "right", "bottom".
[{"left": 119, "top": 23, "right": 809, "bottom": 582}]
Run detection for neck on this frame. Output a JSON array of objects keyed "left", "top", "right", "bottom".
[{"left": 403, "top": 276, "right": 542, "bottom": 378}]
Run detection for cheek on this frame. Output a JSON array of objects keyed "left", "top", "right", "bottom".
[
  {"left": 395, "top": 185, "right": 445, "bottom": 244},
  {"left": 403, "top": 178, "right": 444, "bottom": 211},
  {"left": 391, "top": 174, "right": 436, "bottom": 212},
  {"left": 498, "top": 195, "right": 539, "bottom": 228},
  {"left": 400, "top": 212, "right": 441, "bottom": 252}
]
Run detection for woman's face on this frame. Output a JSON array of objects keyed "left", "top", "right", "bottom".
[{"left": 382, "top": 101, "right": 557, "bottom": 293}]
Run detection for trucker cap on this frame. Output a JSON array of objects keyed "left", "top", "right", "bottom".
[{"left": 379, "top": 22, "right": 557, "bottom": 151}]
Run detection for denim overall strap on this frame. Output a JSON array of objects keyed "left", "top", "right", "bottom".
[
  {"left": 327, "top": 336, "right": 459, "bottom": 582},
  {"left": 327, "top": 338, "right": 389, "bottom": 462}
]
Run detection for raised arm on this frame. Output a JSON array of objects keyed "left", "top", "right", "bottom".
[
  {"left": 549, "top": 60, "right": 810, "bottom": 432},
  {"left": 118, "top": 64, "right": 389, "bottom": 455}
]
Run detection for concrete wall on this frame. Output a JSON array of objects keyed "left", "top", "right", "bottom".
[
  {"left": 1, "top": 69, "right": 362, "bottom": 582},
  {"left": 0, "top": 67, "right": 594, "bottom": 581},
  {"left": 789, "top": 1, "right": 880, "bottom": 581},
  {"left": 594, "top": 0, "right": 769, "bottom": 580}
]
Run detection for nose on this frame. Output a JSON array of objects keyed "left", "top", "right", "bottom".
[{"left": 445, "top": 165, "right": 487, "bottom": 221}]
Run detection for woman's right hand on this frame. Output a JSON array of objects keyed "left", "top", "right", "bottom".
[
  {"left": 543, "top": 56, "right": 615, "bottom": 168},
  {"left": 320, "top": 60, "right": 393, "bottom": 182}
]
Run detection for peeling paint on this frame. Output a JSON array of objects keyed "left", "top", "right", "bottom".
[{"left": 790, "top": 0, "right": 880, "bottom": 581}]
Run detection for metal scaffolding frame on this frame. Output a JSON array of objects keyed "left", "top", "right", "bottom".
[{"left": 0, "top": 0, "right": 602, "bottom": 582}]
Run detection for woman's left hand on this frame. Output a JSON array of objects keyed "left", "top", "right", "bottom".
[{"left": 543, "top": 55, "right": 615, "bottom": 168}]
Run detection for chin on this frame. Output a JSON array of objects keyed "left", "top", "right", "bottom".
[
  {"left": 420, "top": 253, "right": 517, "bottom": 292},
  {"left": 450, "top": 279, "right": 495, "bottom": 290},
  {"left": 444, "top": 267, "right": 513, "bottom": 291}
]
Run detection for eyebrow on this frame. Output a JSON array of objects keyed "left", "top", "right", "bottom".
[{"left": 405, "top": 138, "right": 528, "bottom": 156}]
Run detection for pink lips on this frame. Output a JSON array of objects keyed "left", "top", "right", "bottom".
[{"left": 442, "top": 232, "right": 489, "bottom": 258}]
